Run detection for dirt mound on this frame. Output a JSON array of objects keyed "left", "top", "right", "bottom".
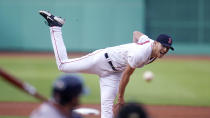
[{"left": 0, "top": 102, "right": 210, "bottom": 118}]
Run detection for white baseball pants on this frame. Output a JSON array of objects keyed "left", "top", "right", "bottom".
[{"left": 50, "top": 27, "right": 122, "bottom": 118}]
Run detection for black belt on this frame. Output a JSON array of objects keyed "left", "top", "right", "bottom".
[{"left": 104, "top": 53, "right": 118, "bottom": 71}]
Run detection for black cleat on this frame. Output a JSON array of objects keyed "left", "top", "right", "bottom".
[{"left": 39, "top": 10, "right": 65, "bottom": 27}]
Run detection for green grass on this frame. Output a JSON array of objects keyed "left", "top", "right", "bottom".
[{"left": 0, "top": 56, "right": 210, "bottom": 106}]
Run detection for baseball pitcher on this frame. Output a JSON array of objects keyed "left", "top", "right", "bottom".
[{"left": 39, "top": 10, "right": 174, "bottom": 118}]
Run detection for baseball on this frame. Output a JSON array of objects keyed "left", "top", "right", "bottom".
[{"left": 142, "top": 70, "right": 154, "bottom": 82}]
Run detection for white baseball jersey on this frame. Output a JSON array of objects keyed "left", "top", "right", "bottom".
[
  {"left": 49, "top": 27, "right": 154, "bottom": 118},
  {"left": 106, "top": 35, "right": 154, "bottom": 71},
  {"left": 30, "top": 102, "right": 65, "bottom": 118},
  {"left": 30, "top": 102, "right": 81, "bottom": 118}
]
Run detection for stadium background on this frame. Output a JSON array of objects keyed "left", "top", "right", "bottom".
[
  {"left": 0, "top": 0, "right": 210, "bottom": 118},
  {"left": 1, "top": 0, "right": 210, "bottom": 54}
]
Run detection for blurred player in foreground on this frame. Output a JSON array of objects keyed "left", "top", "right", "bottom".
[
  {"left": 116, "top": 102, "right": 148, "bottom": 118},
  {"left": 39, "top": 10, "right": 174, "bottom": 118},
  {"left": 30, "top": 74, "right": 86, "bottom": 118}
]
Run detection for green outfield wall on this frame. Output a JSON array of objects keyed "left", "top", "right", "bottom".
[
  {"left": 0, "top": 0, "right": 145, "bottom": 52},
  {"left": 0, "top": 0, "right": 209, "bottom": 55},
  {"left": 146, "top": 0, "right": 210, "bottom": 55}
]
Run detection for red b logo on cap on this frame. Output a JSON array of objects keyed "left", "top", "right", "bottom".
[{"left": 168, "top": 38, "right": 172, "bottom": 44}]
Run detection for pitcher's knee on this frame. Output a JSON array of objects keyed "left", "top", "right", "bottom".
[
  {"left": 58, "top": 63, "right": 69, "bottom": 73},
  {"left": 57, "top": 64, "right": 67, "bottom": 72},
  {"left": 57, "top": 64, "right": 62, "bottom": 71}
]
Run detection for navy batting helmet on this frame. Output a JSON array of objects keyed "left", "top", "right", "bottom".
[{"left": 52, "top": 74, "right": 86, "bottom": 105}]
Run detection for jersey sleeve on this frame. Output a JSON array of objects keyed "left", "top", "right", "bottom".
[
  {"left": 137, "top": 35, "right": 150, "bottom": 43},
  {"left": 127, "top": 50, "right": 145, "bottom": 68},
  {"left": 128, "top": 40, "right": 152, "bottom": 68}
]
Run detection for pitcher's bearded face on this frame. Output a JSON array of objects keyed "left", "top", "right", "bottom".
[{"left": 154, "top": 42, "right": 169, "bottom": 58}]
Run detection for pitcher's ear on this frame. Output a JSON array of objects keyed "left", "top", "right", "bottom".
[{"left": 153, "top": 41, "right": 158, "bottom": 46}]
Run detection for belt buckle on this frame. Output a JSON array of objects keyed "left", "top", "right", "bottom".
[{"left": 106, "top": 58, "right": 111, "bottom": 62}]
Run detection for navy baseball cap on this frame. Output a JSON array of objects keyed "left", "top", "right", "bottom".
[
  {"left": 52, "top": 74, "right": 88, "bottom": 105},
  {"left": 156, "top": 34, "right": 174, "bottom": 51},
  {"left": 53, "top": 74, "right": 88, "bottom": 95}
]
